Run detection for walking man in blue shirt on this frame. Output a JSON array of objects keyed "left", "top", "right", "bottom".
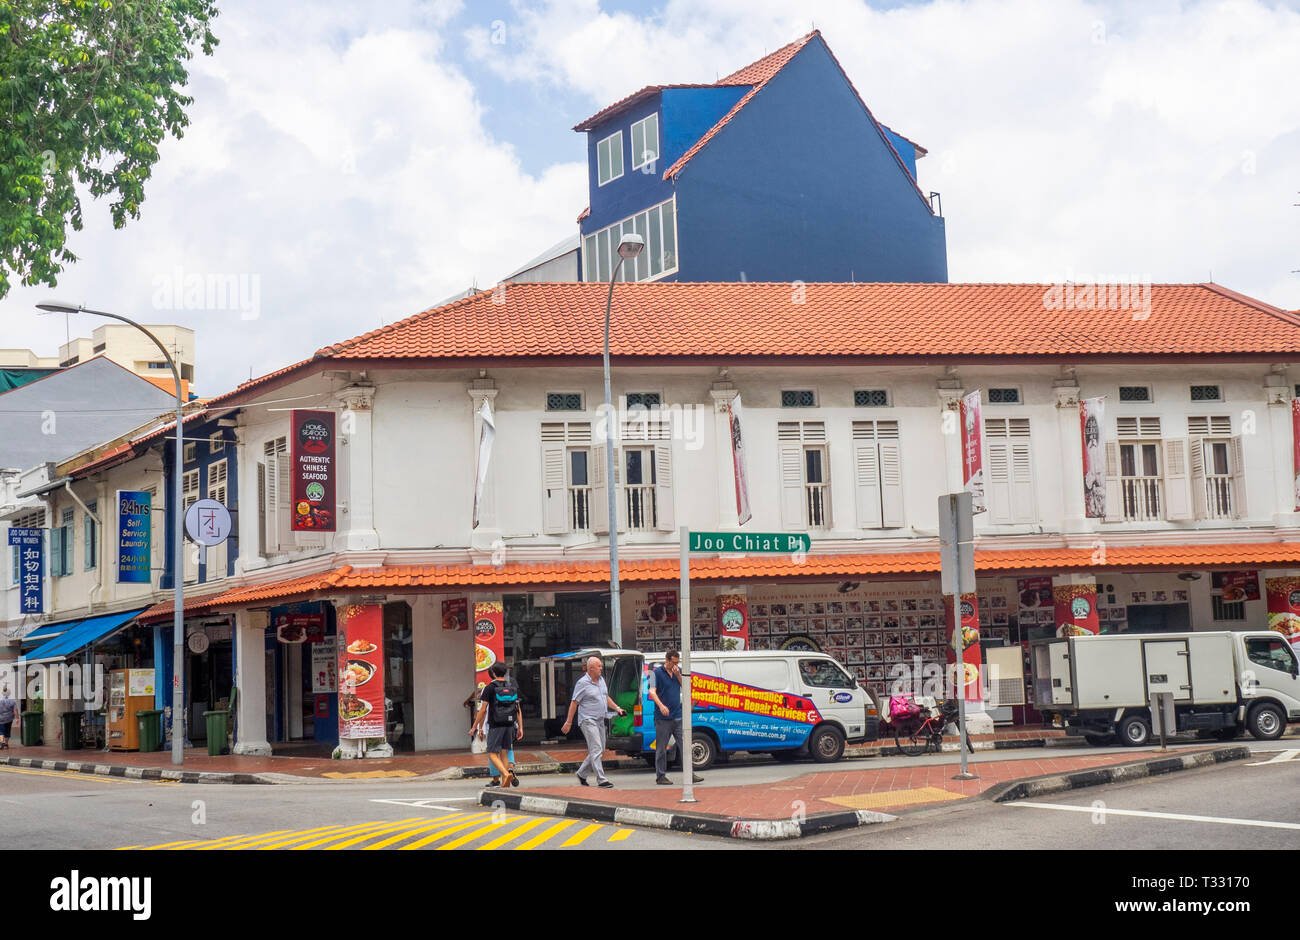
[
  {"left": 561, "top": 656, "right": 625, "bottom": 788},
  {"left": 648, "top": 650, "right": 703, "bottom": 786}
]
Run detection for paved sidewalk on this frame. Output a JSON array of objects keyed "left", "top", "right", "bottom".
[{"left": 479, "top": 745, "right": 1253, "bottom": 840}]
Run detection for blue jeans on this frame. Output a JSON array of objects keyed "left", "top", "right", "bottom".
[
  {"left": 654, "top": 716, "right": 683, "bottom": 777},
  {"left": 488, "top": 746, "right": 515, "bottom": 777}
]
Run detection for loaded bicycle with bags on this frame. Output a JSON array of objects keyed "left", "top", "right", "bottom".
[{"left": 882, "top": 692, "right": 974, "bottom": 757}]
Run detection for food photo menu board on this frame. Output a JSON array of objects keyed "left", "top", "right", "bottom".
[{"left": 336, "top": 604, "right": 385, "bottom": 739}]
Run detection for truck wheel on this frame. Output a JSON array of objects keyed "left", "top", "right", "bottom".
[
  {"left": 1118, "top": 715, "right": 1151, "bottom": 747},
  {"left": 809, "top": 725, "right": 846, "bottom": 763},
  {"left": 1247, "top": 704, "right": 1285, "bottom": 741},
  {"left": 690, "top": 732, "right": 717, "bottom": 771},
  {"left": 1083, "top": 734, "right": 1114, "bottom": 747}
]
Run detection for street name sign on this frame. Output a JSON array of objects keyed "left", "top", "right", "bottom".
[{"left": 688, "top": 531, "right": 810, "bottom": 553}]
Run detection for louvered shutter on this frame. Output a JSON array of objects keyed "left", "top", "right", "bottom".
[
  {"left": 779, "top": 443, "right": 804, "bottom": 530},
  {"left": 986, "top": 439, "right": 1012, "bottom": 524},
  {"left": 1188, "top": 438, "right": 1207, "bottom": 519},
  {"left": 653, "top": 441, "right": 675, "bottom": 532},
  {"left": 1010, "top": 440, "right": 1035, "bottom": 523},
  {"left": 879, "top": 440, "right": 904, "bottom": 528},
  {"left": 541, "top": 443, "right": 568, "bottom": 534},
  {"left": 854, "top": 443, "right": 882, "bottom": 528},
  {"left": 1163, "top": 439, "right": 1192, "bottom": 521},
  {"left": 1229, "top": 436, "right": 1247, "bottom": 519},
  {"left": 258, "top": 463, "right": 268, "bottom": 556},
  {"left": 1103, "top": 442, "right": 1123, "bottom": 522},
  {"left": 591, "top": 444, "right": 609, "bottom": 535}
]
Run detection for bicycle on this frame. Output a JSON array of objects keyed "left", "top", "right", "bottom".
[{"left": 891, "top": 697, "right": 974, "bottom": 757}]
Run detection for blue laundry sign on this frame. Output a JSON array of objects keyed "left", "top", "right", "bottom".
[
  {"left": 6, "top": 527, "right": 44, "bottom": 613},
  {"left": 117, "top": 490, "right": 152, "bottom": 584}
]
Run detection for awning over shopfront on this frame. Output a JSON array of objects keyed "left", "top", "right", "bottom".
[
  {"left": 18, "top": 619, "right": 80, "bottom": 649},
  {"left": 20, "top": 608, "right": 146, "bottom": 665}
]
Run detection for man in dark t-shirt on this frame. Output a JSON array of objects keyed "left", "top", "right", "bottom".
[{"left": 472, "top": 662, "right": 522, "bottom": 787}]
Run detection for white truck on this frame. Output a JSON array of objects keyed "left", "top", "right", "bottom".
[{"left": 1030, "top": 630, "right": 1300, "bottom": 746}]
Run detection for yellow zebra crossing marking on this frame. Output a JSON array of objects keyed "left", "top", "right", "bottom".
[{"left": 122, "top": 814, "right": 637, "bottom": 850}]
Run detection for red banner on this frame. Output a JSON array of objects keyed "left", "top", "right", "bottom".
[
  {"left": 1081, "top": 397, "right": 1106, "bottom": 518},
  {"left": 691, "top": 673, "right": 820, "bottom": 724},
  {"left": 648, "top": 590, "right": 678, "bottom": 624},
  {"left": 1017, "top": 577, "right": 1054, "bottom": 612},
  {"left": 275, "top": 612, "right": 324, "bottom": 644},
  {"left": 1053, "top": 580, "right": 1100, "bottom": 637},
  {"left": 1214, "top": 571, "right": 1261, "bottom": 603},
  {"left": 944, "top": 593, "right": 983, "bottom": 701},
  {"left": 718, "top": 593, "right": 749, "bottom": 651},
  {"left": 291, "top": 410, "right": 337, "bottom": 531},
  {"left": 441, "top": 597, "right": 468, "bottom": 631},
  {"left": 473, "top": 600, "right": 506, "bottom": 690},
  {"left": 960, "top": 391, "right": 986, "bottom": 513},
  {"left": 1264, "top": 577, "right": 1300, "bottom": 652},
  {"left": 1293, "top": 400, "right": 1300, "bottom": 512},
  {"left": 726, "top": 395, "right": 752, "bottom": 525},
  {"left": 337, "top": 604, "right": 385, "bottom": 739}
]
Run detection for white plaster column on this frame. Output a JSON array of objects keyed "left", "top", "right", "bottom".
[
  {"left": 468, "top": 382, "right": 500, "bottom": 553},
  {"left": 336, "top": 384, "right": 379, "bottom": 551},
  {"left": 710, "top": 384, "right": 739, "bottom": 530},
  {"left": 232, "top": 609, "right": 272, "bottom": 756},
  {"left": 1264, "top": 376, "right": 1300, "bottom": 527},
  {"left": 1054, "top": 383, "right": 1087, "bottom": 532}
]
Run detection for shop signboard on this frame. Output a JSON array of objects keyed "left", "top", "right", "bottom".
[
  {"left": 944, "top": 592, "right": 983, "bottom": 702},
  {"left": 1293, "top": 399, "right": 1300, "bottom": 512},
  {"left": 337, "top": 604, "right": 386, "bottom": 739},
  {"left": 1080, "top": 397, "right": 1106, "bottom": 518},
  {"left": 717, "top": 593, "right": 748, "bottom": 651},
  {"left": 290, "top": 409, "right": 336, "bottom": 531},
  {"left": 128, "top": 669, "right": 154, "bottom": 696},
  {"left": 275, "top": 612, "right": 324, "bottom": 644},
  {"left": 184, "top": 498, "right": 232, "bottom": 546},
  {"left": 959, "top": 391, "right": 986, "bottom": 513},
  {"left": 647, "top": 590, "right": 678, "bottom": 624},
  {"left": 473, "top": 601, "right": 505, "bottom": 691},
  {"left": 116, "top": 490, "right": 152, "bottom": 584},
  {"left": 441, "top": 597, "right": 468, "bottom": 631},
  {"left": 7, "top": 527, "right": 43, "bottom": 613},
  {"left": 312, "top": 636, "right": 337, "bottom": 693},
  {"left": 1054, "top": 580, "right": 1100, "bottom": 637},
  {"left": 1214, "top": 571, "right": 1260, "bottom": 603},
  {"left": 688, "top": 531, "right": 810, "bottom": 553},
  {"left": 1264, "top": 576, "right": 1300, "bottom": 653}
]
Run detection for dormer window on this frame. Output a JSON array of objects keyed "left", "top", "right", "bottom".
[
  {"left": 631, "top": 114, "right": 659, "bottom": 170},
  {"left": 597, "top": 131, "right": 624, "bottom": 186}
]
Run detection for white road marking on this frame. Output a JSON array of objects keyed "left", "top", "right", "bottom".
[
  {"left": 1007, "top": 801, "right": 1300, "bottom": 831},
  {"left": 371, "top": 797, "right": 479, "bottom": 812},
  {"left": 1245, "top": 749, "right": 1300, "bottom": 766}
]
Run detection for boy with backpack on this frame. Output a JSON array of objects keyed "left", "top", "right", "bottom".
[{"left": 472, "top": 662, "right": 523, "bottom": 787}]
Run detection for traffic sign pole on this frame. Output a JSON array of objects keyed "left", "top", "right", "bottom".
[
  {"left": 939, "top": 493, "right": 978, "bottom": 782},
  {"left": 679, "top": 526, "right": 696, "bottom": 802}
]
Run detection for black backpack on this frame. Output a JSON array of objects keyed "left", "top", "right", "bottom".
[{"left": 488, "top": 679, "right": 520, "bottom": 725}]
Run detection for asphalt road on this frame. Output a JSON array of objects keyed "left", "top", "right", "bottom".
[{"left": 2, "top": 737, "right": 1295, "bottom": 852}]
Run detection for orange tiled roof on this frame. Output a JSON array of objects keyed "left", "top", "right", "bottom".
[
  {"left": 313, "top": 281, "right": 1300, "bottom": 363},
  {"left": 136, "top": 543, "right": 1300, "bottom": 615}
]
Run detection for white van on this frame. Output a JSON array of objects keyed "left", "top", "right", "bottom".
[{"left": 627, "top": 649, "right": 881, "bottom": 769}]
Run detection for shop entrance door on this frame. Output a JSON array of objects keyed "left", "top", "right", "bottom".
[
  {"left": 383, "top": 602, "right": 414, "bottom": 751},
  {"left": 1125, "top": 604, "right": 1190, "bottom": 634},
  {"left": 559, "top": 594, "right": 611, "bottom": 649}
]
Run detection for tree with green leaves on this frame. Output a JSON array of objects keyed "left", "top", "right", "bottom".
[{"left": 0, "top": 0, "right": 218, "bottom": 297}]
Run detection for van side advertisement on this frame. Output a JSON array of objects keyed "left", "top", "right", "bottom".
[{"left": 691, "top": 673, "right": 820, "bottom": 726}]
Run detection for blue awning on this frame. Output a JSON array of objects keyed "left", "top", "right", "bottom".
[
  {"left": 19, "top": 618, "right": 84, "bottom": 648},
  {"left": 20, "top": 609, "right": 146, "bottom": 664}
]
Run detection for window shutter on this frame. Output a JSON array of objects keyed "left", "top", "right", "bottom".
[
  {"left": 257, "top": 462, "right": 268, "bottom": 556},
  {"left": 653, "top": 441, "right": 675, "bottom": 532},
  {"left": 1010, "top": 440, "right": 1036, "bottom": 523},
  {"left": 1163, "top": 438, "right": 1192, "bottom": 521},
  {"left": 1229, "top": 436, "right": 1247, "bottom": 519},
  {"left": 1188, "top": 437, "right": 1207, "bottom": 519},
  {"left": 854, "top": 443, "right": 882, "bottom": 528},
  {"left": 986, "top": 439, "right": 1012, "bottom": 524},
  {"left": 879, "top": 440, "right": 905, "bottom": 528},
  {"left": 1103, "top": 442, "right": 1123, "bottom": 522},
  {"left": 49, "top": 526, "right": 62, "bottom": 576},
  {"left": 541, "top": 443, "right": 568, "bottom": 535},
  {"left": 276, "top": 448, "right": 292, "bottom": 551},
  {"left": 779, "top": 443, "right": 804, "bottom": 530},
  {"left": 591, "top": 444, "right": 609, "bottom": 535}
]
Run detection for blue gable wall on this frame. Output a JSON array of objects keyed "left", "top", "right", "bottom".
[
  {"left": 583, "top": 98, "right": 675, "bottom": 235},
  {"left": 159, "top": 416, "right": 240, "bottom": 590},
  {"left": 881, "top": 128, "right": 918, "bottom": 181},
  {"left": 673, "top": 39, "right": 947, "bottom": 284},
  {"left": 660, "top": 86, "right": 750, "bottom": 168}
]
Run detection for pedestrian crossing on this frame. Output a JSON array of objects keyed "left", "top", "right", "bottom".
[{"left": 120, "top": 811, "right": 637, "bottom": 850}]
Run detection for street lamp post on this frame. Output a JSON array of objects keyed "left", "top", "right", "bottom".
[
  {"left": 603, "top": 233, "right": 644, "bottom": 648},
  {"left": 37, "top": 301, "right": 187, "bottom": 766}
]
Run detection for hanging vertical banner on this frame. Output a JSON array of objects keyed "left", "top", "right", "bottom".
[
  {"left": 960, "top": 391, "right": 986, "bottom": 513},
  {"left": 7, "top": 527, "right": 44, "bottom": 613},
  {"left": 473, "top": 600, "right": 505, "bottom": 691},
  {"left": 1292, "top": 399, "right": 1300, "bottom": 512},
  {"left": 717, "top": 593, "right": 749, "bottom": 651},
  {"left": 441, "top": 597, "right": 468, "bottom": 631},
  {"left": 1264, "top": 576, "right": 1300, "bottom": 653},
  {"left": 116, "top": 489, "right": 152, "bottom": 584},
  {"left": 1053, "top": 579, "right": 1100, "bottom": 637},
  {"left": 943, "top": 593, "right": 983, "bottom": 702},
  {"left": 472, "top": 399, "right": 495, "bottom": 529},
  {"left": 336, "top": 604, "right": 385, "bottom": 739},
  {"left": 1080, "top": 396, "right": 1107, "bottom": 518},
  {"left": 291, "top": 410, "right": 336, "bottom": 531},
  {"left": 727, "top": 394, "right": 752, "bottom": 525}
]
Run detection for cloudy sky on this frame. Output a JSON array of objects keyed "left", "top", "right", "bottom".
[{"left": 2, "top": 0, "right": 1298, "bottom": 396}]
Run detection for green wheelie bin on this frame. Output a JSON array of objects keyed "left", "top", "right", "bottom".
[
  {"left": 204, "top": 710, "right": 228, "bottom": 757},
  {"left": 136, "top": 710, "right": 164, "bottom": 753},
  {"left": 59, "top": 710, "right": 83, "bottom": 750},
  {"left": 20, "top": 711, "right": 42, "bottom": 746}
]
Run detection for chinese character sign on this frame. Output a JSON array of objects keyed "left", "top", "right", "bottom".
[
  {"left": 7, "top": 527, "right": 43, "bottom": 613},
  {"left": 117, "top": 490, "right": 152, "bottom": 584}
]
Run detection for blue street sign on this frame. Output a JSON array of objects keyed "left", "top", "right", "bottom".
[
  {"left": 117, "top": 490, "right": 152, "bottom": 584},
  {"left": 7, "top": 527, "right": 44, "bottom": 613}
]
